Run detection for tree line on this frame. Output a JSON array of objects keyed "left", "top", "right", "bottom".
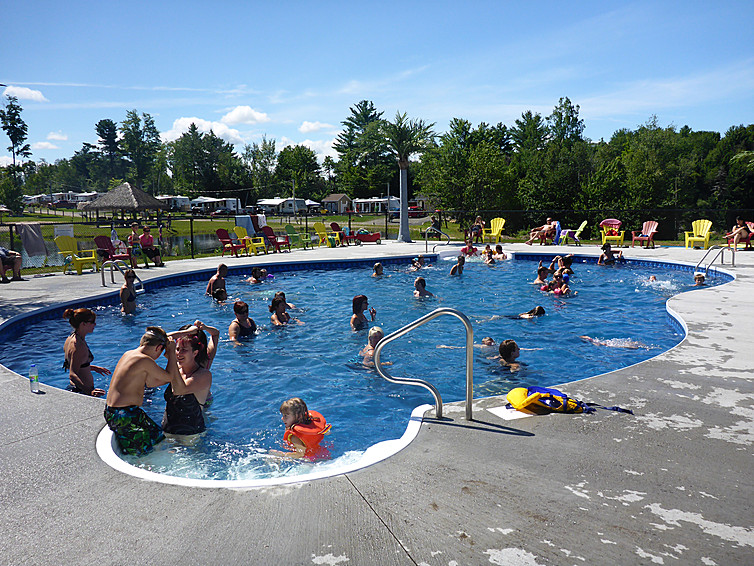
[{"left": 1, "top": 95, "right": 753, "bottom": 217}]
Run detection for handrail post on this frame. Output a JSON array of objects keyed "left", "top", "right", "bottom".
[{"left": 374, "top": 307, "right": 474, "bottom": 420}]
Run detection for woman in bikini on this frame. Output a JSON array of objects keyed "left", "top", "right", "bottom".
[
  {"left": 120, "top": 269, "right": 137, "bottom": 314},
  {"left": 350, "top": 294, "right": 376, "bottom": 330},
  {"left": 63, "top": 308, "right": 111, "bottom": 396}
]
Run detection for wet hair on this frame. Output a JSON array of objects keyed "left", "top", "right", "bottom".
[
  {"left": 368, "top": 326, "right": 384, "bottom": 342},
  {"left": 495, "top": 245, "right": 503, "bottom": 253},
  {"left": 561, "top": 255, "right": 573, "bottom": 267},
  {"left": 218, "top": 263, "right": 228, "bottom": 274},
  {"left": 250, "top": 267, "right": 262, "bottom": 280},
  {"left": 234, "top": 300, "right": 249, "bottom": 315},
  {"left": 140, "top": 326, "right": 168, "bottom": 347},
  {"left": 373, "top": 262, "right": 383, "bottom": 273},
  {"left": 274, "top": 291, "right": 286, "bottom": 301},
  {"left": 178, "top": 324, "right": 210, "bottom": 366},
  {"left": 270, "top": 296, "right": 286, "bottom": 313},
  {"left": 601, "top": 243, "right": 611, "bottom": 252},
  {"left": 124, "top": 269, "right": 136, "bottom": 280},
  {"left": 353, "top": 294, "right": 368, "bottom": 314},
  {"left": 415, "top": 277, "right": 426, "bottom": 288},
  {"left": 213, "top": 288, "right": 227, "bottom": 301},
  {"left": 457, "top": 255, "right": 465, "bottom": 264},
  {"left": 176, "top": 333, "right": 208, "bottom": 365},
  {"left": 527, "top": 306, "right": 546, "bottom": 316},
  {"left": 63, "top": 308, "right": 96, "bottom": 329},
  {"left": 279, "top": 397, "right": 312, "bottom": 425},
  {"left": 499, "top": 339, "right": 519, "bottom": 361},
  {"left": 537, "top": 266, "right": 549, "bottom": 277}
]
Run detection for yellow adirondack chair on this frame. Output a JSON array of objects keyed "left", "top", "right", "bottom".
[
  {"left": 54, "top": 235, "right": 99, "bottom": 275},
  {"left": 483, "top": 217, "right": 506, "bottom": 243},
  {"left": 313, "top": 222, "right": 340, "bottom": 247},
  {"left": 685, "top": 219, "right": 713, "bottom": 249},
  {"left": 233, "top": 226, "right": 267, "bottom": 256},
  {"left": 599, "top": 219, "right": 625, "bottom": 247}
]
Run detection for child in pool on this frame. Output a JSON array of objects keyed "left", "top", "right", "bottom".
[
  {"left": 497, "top": 339, "right": 521, "bottom": 372},
  {"left": 410, "top": 255, "right": 426, "bottom": 271},
  {"left": 372, "top": 262, "right": 383, "bottom": 277},
  {"left": 270, "top": 397, "right": 331, "bottom": 459},
  {"left": 493, "top": 245, "right": 507, "bottom": 260},
  {"left": 414, "top": 276, "right": 434, "bottom": 297},
  {"left": 694, "top": 272, "right": 706, "bottom": 286},
  {"left": 360, "top": 326, "right": 392, "bottom": 367}
]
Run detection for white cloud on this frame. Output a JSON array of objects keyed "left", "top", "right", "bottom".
[
  {"left": 47, "top": 131, "right": 68, "bottom": 141},
  {"left": 161, "top": 117, "right": 244, "bottom": 145},
  {"left": 301, "top": 138, "right": 338, "bottom": 162},
  {"left": 220, "top": 105, "right": 270, "bottom": 125},
  {"left": 299, "top": 121, "right": 334, "bottom": 134},
  {"left": 32, "top": 142, "right": 59, "bottom": 150},
  {"left": 0, "top": 155, "right": 14, "bottom": 167},
  {"left": 3, "top": 86, "right": 48, "bottom": 102}
]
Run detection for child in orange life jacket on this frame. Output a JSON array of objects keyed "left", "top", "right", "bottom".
[{"left": 270, "top": 397, "right": 331, "bottom": 459}]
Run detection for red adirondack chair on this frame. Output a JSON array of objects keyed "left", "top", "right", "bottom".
[
  {"left": 631, "top": 221, "right": 659, "bottom": 248},
  {"left": 261, "top": 226, "right": 291, "bottom": 253},
  {"left": 94, "top": 235, "right": 132, "bottom": 263},
  {"left": 330, "top": 222, "right": 359, "bottom": 245},
  {"left": 216, "top": 229, "right": 246, "bottom": 257}
]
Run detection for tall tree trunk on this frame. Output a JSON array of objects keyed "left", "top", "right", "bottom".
[{"left": 396, "top": 162, "right": 411, "bottom": 242}]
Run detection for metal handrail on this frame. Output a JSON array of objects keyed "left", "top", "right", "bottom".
[
  {"left": 425, "top": 228, "right": 451, "bottom": 253},
  {"left": 373, "top": 307, "right": 474, "bottom": 420},
  {"left": 694, "top": 245, "right": 731, "bottom": 274},
  {"left": 100, "top": 260, "right": 144, "bottom": 293}
]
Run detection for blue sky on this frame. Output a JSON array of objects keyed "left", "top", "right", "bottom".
[{"left": 2, "top": 0, "right": 753, "bottom": 168}]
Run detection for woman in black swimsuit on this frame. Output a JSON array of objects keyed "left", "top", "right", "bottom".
[
  {"left": 63, "top": 308, "right": 111, "bottom": 396},
  {"left": 162, "top": 333, "right": 212, "bottom": 437},
  {"left": 229, "top": 300, "right": 257, "bottom": 343},
  {"left": 120, "top": 269, "right": 137, "bottom": 314}
]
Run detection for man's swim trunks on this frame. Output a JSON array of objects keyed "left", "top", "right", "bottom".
[{"left": 104, "top": 405, "right": 164, "bottom": 456}]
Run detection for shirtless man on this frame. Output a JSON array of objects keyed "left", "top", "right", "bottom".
[
  {"left": 206, "top": 263, "right": 228, "bottom": 296},
  {"left": 103, "top": 326, "right": 180, "bottom": 455}
]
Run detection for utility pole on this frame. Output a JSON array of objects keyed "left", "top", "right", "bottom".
[{"left": 292, "top": 178, "right": 296, "bottom": 220}]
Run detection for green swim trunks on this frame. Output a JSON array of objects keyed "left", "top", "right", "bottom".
[{"left": 104, "top": 405, "right": 164, "bottom": 456}]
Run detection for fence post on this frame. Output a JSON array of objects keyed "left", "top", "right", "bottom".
[
  {"left": 385, "top": 208, "right": 389, "bottom": 240},
  {"left": 190, "top": 217, "right": 195, "bottom": 259}
]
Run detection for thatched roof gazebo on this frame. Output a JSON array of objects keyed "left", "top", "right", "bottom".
[{"left": 82, "top": 182, "right": 168, "bottom": 223}]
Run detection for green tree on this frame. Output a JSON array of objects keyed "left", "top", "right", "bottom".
[
  {"left": 169, "top": 123, "right": 205, "bottom": 197},
  {"left": 381, "top": 111, "right": 435, "bottom": 242},
  {"left": 511, "top": 110, "right": 548, "bottom": 152},
  {"left": 95, "top": 118, "right": 123, "bottom": 182},
  {"left": 242, "top": 136, "right": 277, "bottom": 201},
  {"left": 547, "top": 97, "right": 585, "bottom": 144},
  {"left": 119, "top": 110, "right": 161, "bottom": 191},
  {"left": 275, "top": 144, "right": 321, "bottom": 200},
  {"left": 0, "top": 96, "right": 32, "bottom": 185}
]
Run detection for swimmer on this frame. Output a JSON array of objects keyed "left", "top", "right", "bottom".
[
  {"left": 413, "top": 277, "right": 433, "bottom": 297},
  {"left": 649, "top": 275, "right": 657, "bottom": 282},
  {"left": 206, "top": 263, "right": 228, "bottom": 296},
  {"left": 580, "top": 336, "right": 645, "bottom": 349},
  {"left": 450, "top": 255, "right": 465, "bottom": 276},
  {"left": 410, "top": 255, "right": 426, "bottom": 271},
  {"left": 497, "top": 339, "right": 521, "bottom": 371},
  {"left": 270, "top": 295, "right": 302, "bottom": 326},
  {"left": 483, "top": 247, "right": 495, "bottom": 265},
  {"left": 269, "top": 397, "right": 331, "bottom": 460},
  {"left": 481, "top": 337, "right": 496, "bottom": 346},
  {"left": 229, "top": 300, "right": 257, "bottom": 343},
  {"left": 120, "top": 269, "right": 138, "bottom": 314},
  {"left": 694, "top": 272, "right": 706, "bottom": 286},
  {"left": 550, "top": 273, "right": 571, "bottom": 295},
  {"left": 351, "top": 294, "right": 376, "bottom": 330},
  {"left": 598, "top": 243, "right": 624, "bottom": 265},
  {"left": 534, "top": 266, "right": 550, "bottom": 285},
  {"left": 372, "top": 262, "right": 383, "bottom": 277},
  {"left": 519, "top": 306, "right": 545, "bottom": 319},
  {"left": 461, "top": 238, "right": 478, "bottom": 257},
  {"left": 245, "top": 267, "right": 264, "bottom": 284},
  {"left": 63, "top": 308, "right": 111, "bottom": 396},
  {"left": 212, "top": 288, "right": 227, "bottom": 302},
  {"left": 493, "top": 245, "right": 507, "bottom": 261},
  {"left": 360, "top": 326, "right": 392, "bottom": 367}
]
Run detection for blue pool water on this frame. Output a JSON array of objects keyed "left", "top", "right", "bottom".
[{"left": 1, "top": 257, "right": 711, "bottom": 480}]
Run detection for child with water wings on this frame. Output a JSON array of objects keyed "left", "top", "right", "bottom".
[{"left": 270, "top": 397, "right": 331, "bottom": 459}]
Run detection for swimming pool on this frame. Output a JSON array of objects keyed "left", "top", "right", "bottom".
[{"left": 0, "top": 254, "right": 722, "bottom": 484}]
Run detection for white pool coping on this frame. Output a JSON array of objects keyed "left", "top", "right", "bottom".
[{"left": 96, "top": 403, "right": 432, "bottom": 489}]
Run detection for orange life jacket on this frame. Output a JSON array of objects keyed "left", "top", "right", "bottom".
[{"left": 284, "top": 411, "right": 331, "bottom": 457}]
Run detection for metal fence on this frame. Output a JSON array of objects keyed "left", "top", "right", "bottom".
[{"left": 2, "top": 208, "right": 752, "bottom": 274}]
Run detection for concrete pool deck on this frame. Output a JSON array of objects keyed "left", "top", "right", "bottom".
[{"left": 1, "top": 241, "right": 752, "bottom": 565}]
